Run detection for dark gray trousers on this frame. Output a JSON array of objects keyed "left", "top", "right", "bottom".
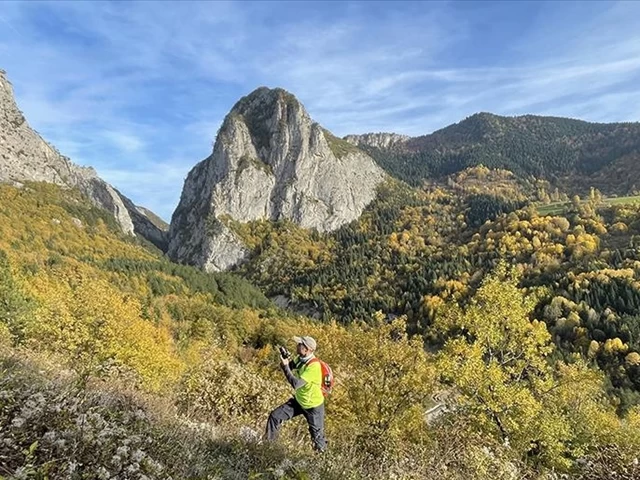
[{"left": 266, "top": 397, "right": 327, "bottom": 452}]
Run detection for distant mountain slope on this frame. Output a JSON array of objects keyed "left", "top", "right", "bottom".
[
  {"left": 347, "top": 113, "right": 640, "bottom": 194},
  {"left": 137, "top": 206, "right": 170, "bottom": 231},
  {"left": 0, "top": 69, "right": 167, "bottom": 250}
]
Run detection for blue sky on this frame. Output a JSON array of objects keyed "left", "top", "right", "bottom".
[{"left": 1, "top": 1, "right": 640, "bottom": 221}]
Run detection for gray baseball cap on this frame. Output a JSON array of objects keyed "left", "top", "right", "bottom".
[{"left": 292, "top": 335, "right": 317, "bottom": 351}]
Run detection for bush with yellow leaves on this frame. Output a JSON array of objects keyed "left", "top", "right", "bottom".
[
  {"left": 21, "top": 271, "right": 182, "bottom": 392},
  {"left": 327, "top": 313, "right": 437, "bottom": 462},
  {"left": 176, "top": 347, "right": 289, "bottom": 427}
]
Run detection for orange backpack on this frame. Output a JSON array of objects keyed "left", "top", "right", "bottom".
[{"left": 308, "top": 358, "right": 334, "bottom": 397}]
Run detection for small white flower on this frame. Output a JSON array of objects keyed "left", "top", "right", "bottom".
[
  {"left": 132, "top": 449, "right": 145, "bottom": 462},
  {"left": 67, "top": 461, "right": 79, "bottom": 473},
  {"left": 11, "top": 417, "right": 25, "bottom": 428},
  {"left": 239, "top": 426, "right": 260, "bottom": 442},
  {"left": 96, "top": 467, "right": 111, "bottom": 480},
  {"left": 146, "top": 458, "right": 163, "bottom": 472}
]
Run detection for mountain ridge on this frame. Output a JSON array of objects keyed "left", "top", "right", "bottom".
[
  {"left": 344, "top": 112, "right": 640, "bottom": 193},
  {"left": 0, "top": 69, "right": 167, "bottom": 250}
]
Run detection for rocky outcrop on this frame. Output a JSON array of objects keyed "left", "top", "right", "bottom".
[
  {"left": 344, "top": 132, "right": 410, "bottom": 150},
  {"left": 0, "top": 70, "right": 92, "bottom": 187},
  {"left": 0, "top": 69, "right": 166, "bottom": 250},
  {"left": 168, "top": 87, "right": 386, "bottom": 271}
]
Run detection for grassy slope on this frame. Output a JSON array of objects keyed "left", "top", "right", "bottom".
[{"left": 537, "top": 195, "right": 640, "bottom": 216}]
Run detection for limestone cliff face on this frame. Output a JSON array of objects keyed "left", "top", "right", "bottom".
[
  {"left": 0, "top": 69, "right": 167, "bottom": 250},
  {"left": 168, "top": 87, "right": 386, "bottom": 271},
  {"left": 344, "top": 132, "right": 410, "bottom": 150}
]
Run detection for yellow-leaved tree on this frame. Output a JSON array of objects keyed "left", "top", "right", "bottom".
[
  {"left": 435, "top": 264, "right": 636, "bottom": 471},
  {"left": 330, "top": 313, "right": 437, "bottom": 459}
]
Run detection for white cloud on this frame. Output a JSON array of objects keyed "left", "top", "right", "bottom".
[{"left": 101, "top": 131, "right": 145, "bottom": 154}]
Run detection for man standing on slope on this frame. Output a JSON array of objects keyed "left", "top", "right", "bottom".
[{"left": 266, "top": 335, "right": 327, "bottom": 452}]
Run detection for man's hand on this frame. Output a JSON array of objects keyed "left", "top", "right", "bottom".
[{"left": 280, "top": 355, "right": 290, "bottom": 367}]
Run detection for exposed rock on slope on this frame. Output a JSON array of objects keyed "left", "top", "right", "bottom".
[
  {"left": 168, "top": 87, "right": 386, "bottom": 271},
  {"left": 344, "top": 132, "right": 410, "bottom": 150},
  {"left": 0, "top": 69, "right": 167, "bottom": 250}
]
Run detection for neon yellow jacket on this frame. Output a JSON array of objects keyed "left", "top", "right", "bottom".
[{"left": 291, "top": 357, "right": 324, "bottom": 409}]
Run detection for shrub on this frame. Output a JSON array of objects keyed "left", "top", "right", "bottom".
[{"left": 176, "top": 350, "right": 289, "bottom": 427}]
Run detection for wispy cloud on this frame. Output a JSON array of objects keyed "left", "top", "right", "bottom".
[{"left": 1, "top": 1, "right": 640, "bottom": 220}]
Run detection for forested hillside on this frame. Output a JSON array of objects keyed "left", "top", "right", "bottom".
[
  {"left": 0, "top": 182, "right": 276, "bottom": 388},
  {"left": 2, "top": 181, "right": 640, "bottom": 479},
  {"left": 231, "top": 167, "right": 640, "bottom": 413},
  {"left": 357, "top": 113, "right": 640, "bottom": 194}
]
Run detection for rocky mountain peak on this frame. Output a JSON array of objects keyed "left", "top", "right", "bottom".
[
  {"left": 231, "top": 87, "right": 302, "bottom": 119},
  {"left": 217, "top": 87, "right": 306, "bottom": 163},
  {"left": 0, "top": 69, "right": 167, "bottom": 250},
  {"left": 168, "top": 87, "right": 386, "bottom": 272}
]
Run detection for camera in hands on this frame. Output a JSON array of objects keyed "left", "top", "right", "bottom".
[{"left": 279, "top": 345, "right": 291, "bottom": 359}]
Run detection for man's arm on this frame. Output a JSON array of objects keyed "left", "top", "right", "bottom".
[{"left": 281, "top": 362, "right": 307, "bottom": 390}]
